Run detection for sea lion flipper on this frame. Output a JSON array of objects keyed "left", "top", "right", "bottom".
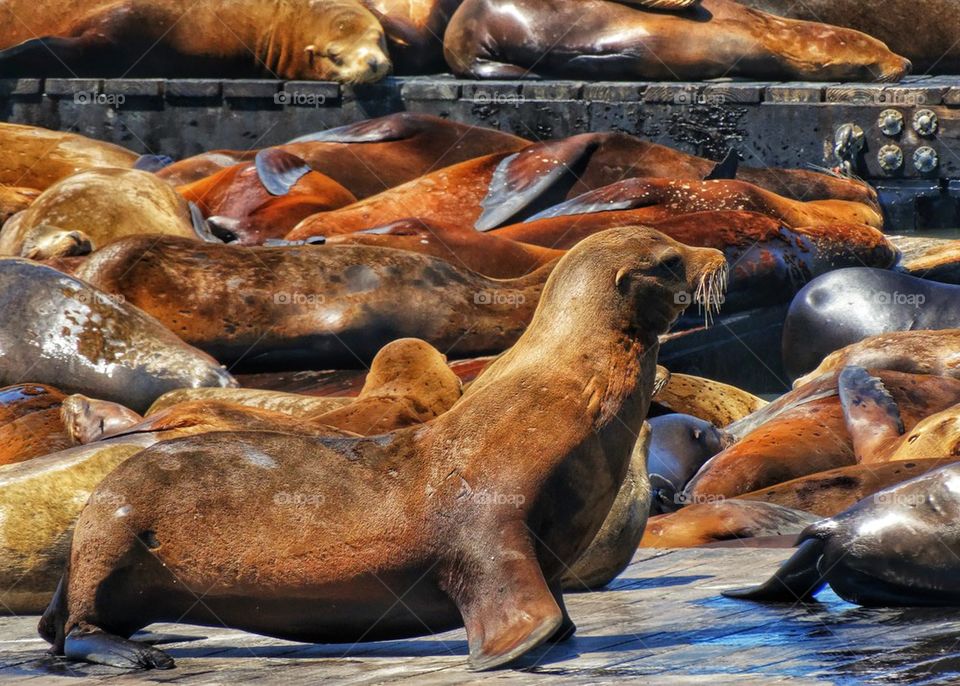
[
  {"left": 188, "top": 202, "right": 224, "bottom": 243},
  {"left": 722, "top": 538, "right": 827, "bottom": 602},
  {"left": 64, "top": 624, "right": 174, "bottom": 670},
  {"left": 254, "top": 149, "right": 312, "bottom": 196},
  {"left": 616, "top": 0, "right": 698, "bottom": 8},
  {"left": 523, "top": 180, "right": 656, "bottom": 223},
  {"left": 838, "top": 365, "right": 904, "bottom": 462},
  {"left": 705, "top": 149, "right": 740, "bottom": 181},
  {"left": 287, "top": 113, "right": 424, "bottom": 144},
  {"left": 133, "top": 154, "right": 174, "bottom": 173},
  {"left": 476, "top": 135, "right": 603, "bottom": 231}
]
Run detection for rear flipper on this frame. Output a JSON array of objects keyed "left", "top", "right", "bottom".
[
  {"left": 65, "top": 623, "right": 174, "bottom": 670},
  {"left": 722, "top": 538, "right": 827, "bottom": 602}
]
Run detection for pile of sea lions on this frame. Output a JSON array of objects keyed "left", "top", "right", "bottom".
[
  {"left": 0, "top": 0, "right": 929, "bottom": 81},
  {"left": 5, "top": 112, "right": 960, "bottom": 672}
]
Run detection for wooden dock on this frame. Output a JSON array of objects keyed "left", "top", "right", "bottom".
[{"left": 3, "top": 547, "right": 960, "bottom": 685}]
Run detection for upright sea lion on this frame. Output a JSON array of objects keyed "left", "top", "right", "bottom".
[
  {"left": 725, "top": 463, "right": 960, "bottom": 606},
  {"left": 795, "top": 330, "right": 960, "bottom": 389},
  {"left": 178, "top": 151, "right": 357, "bottom": 244},
  {"left": 652, "top": 372, "right": 767, "bottom": 427},
  {"left": 157, "top": 114, "right": 531, "bottom": 195},
  {"left": 0, "top": 258, "right": 236, "bottom": 412},
  {"left": 0, "top": 0, "right": 391, "bottom": 82},
  {"left": 319, "top": 218, "right": 563, "bottom": 278},
  {"left": 646, "top": 414, "right": 731, "bottom": 515},
  {"left": 0, "top": 168, "right": 208, "bottom": 258},
  {"left": 684, "top": 369, "right": 960, "bottom": 499},
  {"left": 286, "top": 133, "right": 882, "bottom": 240},
  {"left": 640, "top": 500, "right": 819, "bottom": 549},
  {"left": 76, "top": 235, "right": 550, "bottom": 369},
  {"left": 444, "top": 0, "right": 910, "bottom": 82},
  {"left": 37, "top": 227, "right": 727, "bottom": 670},
  {"left": 782, "top": 269, "right": 960, "bottom": 380},
  {"left": 737, "top": 0, "right": 960, "bottom": 73},
  {"left": 0, "top": 123, "right": 138, "bottom": 191},
  {"left": 735, "top": 458, "right": 960, "bottom": 518}
]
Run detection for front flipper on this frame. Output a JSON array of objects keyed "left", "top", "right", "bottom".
[
  {"left": 524, "top": 179, "right": 658, "bottom": 222},
  {"left": 446, "top": 525, "right": 563, "bottom": 670},
  {"left": 722, "top": 538, "right": 827, "bottom": 602},
  {"left": 255, "top": 149, "right": 312, "bottom": 196},
  {"left": 65, "top": 623, "right": 174, "bottom": 670},
  {"left": 838, "top": 366, "right": 904, "bottom": 463},
  {"left": 706, "top": 149, "right": 740, "bottom": 181}
]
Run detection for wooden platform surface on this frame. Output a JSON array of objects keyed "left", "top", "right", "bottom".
[{"left": 3, "top": 547, "right": 960, "bottom": 685}]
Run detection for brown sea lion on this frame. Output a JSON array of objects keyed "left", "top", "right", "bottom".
[
  {"left": 684, "top": 370, "right": 960, "bottom": 499},
  {"left": 319, "top": 218, "right": 563, "bottom": 278},
  {"left": 0, "top": 186, "right": 39, "bottom": 224},
  {"left": 652, "top": 372, "right": 767, "bottom": 427},
  {"left": 444, "top": 0, "right": 910, "bottom": 82},
  {"left": 59, "top": 395, "right": 145, "bottom": 445},
  {"left": 735, "top": 458, "right": 960, "bottom": 518},
  {"left": 0, "top": 168, "right": 207, "bottom": 258},
  {"left": 0, "top": 258, "right": 236, "bottom": 412},
  {"left": 0, "top": 385, "right": 73, "bottom": 467},
  {"left": 0, "top": 384, "right": 65, "bottom": 425},
  {"left": 890, "top": 235, "right": 960, "bottom": 284},
  {"left": 177, "top": 151, "right": 357, "bottom": 245},
  {"left": 0, "top": 123, "right": 138, "bottom": 191},
  {"left": 75, "top": 235, "right": 550, "bottom": 370},
  {"left": 37, "top": 227, "right": 727, "bottom": 671},
  {"left": 147, "top": 389, "right": 352, "bottom": 416},
  {"left": 796, "top": 330, "right": 960, "bottom": 389},
  {"left": 157, "top": 114, "right": 530, "bottom": 196},
  {"left": 0, "top": 0, "right": 390, "bottom": 82},
  {"left": 737, "top": 0, "right": 960, "bottom": 74},
  {"left": 640, "top": 500, "right": 819, "bottom": 549},
  {"left": 286, "top": 133, "right": 881, "bottom": 240}
]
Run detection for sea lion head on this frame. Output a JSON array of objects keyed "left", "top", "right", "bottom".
[
  {"left": 60, "top": 394, "right": 143, "bottom": 444},
  {"left": 300, "top": 0, "right": 391, "bottom": 83},
  {"left": 19, "top": 224, "right": 93, "bottom": 260},
  {"left": 543, "top": 226, "right": 727, "bottom": 336},
  {"left": 360, "top": 338, "right": 463, "bottom": 414}
]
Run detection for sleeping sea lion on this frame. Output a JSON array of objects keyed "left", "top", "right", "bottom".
[{"left": 37, "top": 226, "right": 727, "bottom": 670}]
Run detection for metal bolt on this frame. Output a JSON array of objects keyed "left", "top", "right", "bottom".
[
  {"left": 877, "top": 144, "right": 904, "bottom": 172},
  {"left": 913, "top": 146, "right": 939, "bottom": 173},
  {"left": 878, "top": 109, "right": 904, "bottom": 136},
  {"left": 912, "top": 109, "right": 939, "bottom": 136}
]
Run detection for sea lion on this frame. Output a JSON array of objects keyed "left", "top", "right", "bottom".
[
  {"left": 737, "top": 0, "right": 960, "bottom": 74},
  {"left": 37, "top": 227, "right": 728, "bottom": 671},
  {"left": 0, "top": 186, "right": 39, "bottom": 224},
  {"left": 0, "top": 258, "right": 236, "bottom": 412},
  {"left": 178, "top": 151, "right": 358, "bottom": 245},
  {"left": 319, "top": 218, "right": 563, "bottom": 278},
  {"left": 891, "top": 235, "right": 960, "bottom": 285},
  {"left": 157, "top": 114, "right": 530, "bottom": 196},
  {"left": 59, "top": 395, "right": 145, "bottom": 444},
  {"left": 147, "top": 389, "right": 352, "bottom": 416},
  {"left": 75, "top": 235, "right": 550, "bottom": 370},
  {"left": 0, "top": 384, "right": 66, "bottom": 425},
  {"left": 652, "top": 372, "right": 767, "bottom": 427},
  {"left": 0, "top": 0, "right": 390, "bottom": 82},
  {"left": 724, "top": 463, "right": 960, "bottom": 606},
  {"left": 561, "top": 422, "right": 652, "bottom": 591},
  {"left": 646, "top": 414, "right": 731, "bottom": 515},
  {"left": 684, "top": 369, "right": 960, "bottom": 499},
  {"left": 782, "top": 269, "right": 960, "bottom": 381},
  {"left": 795, "top": 330, "right": 960, "bottom": 389},
  {"left": 0, "top": 384, "right": 74, "bottom": 467},
  {"left": 0, "top": 168, "right": 208, "bottom": 258},
  {"left": 443, "top": 0, "right": 910, "bottom": 82},
  {"left": 286, "top": 133, "right": 882, "bottom": 240},
  {"left": 735, "top": 458, "right": 960, "bottom": 518},
  {"left": 0, "top": 123, "right": 138, "bottom": 191},
  {"left": 640, "top": 501, "right": 819, "bottom": 549}
]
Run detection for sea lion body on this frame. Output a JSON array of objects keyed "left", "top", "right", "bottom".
[
  {"left": 39, "top": 227, "right": 727, "bottom": 670},
  {"left": 652, "top": 372, "right": 767, "bottom": 427},
  {"left": 0, "top": 168, "right": 202, "bottom": 258},
  {"left": 782, "top": 269, "right": 960, "bottom": 380},
  {"left": 725, "top": 464, "right": 960, "bottom": 606},
  {"left": 75, "top": 236, "right": 548, "bottom": 369},
  {"left": 738, "top": 0, "right": 960, "bottom": 73},
  {"left": 0, "top": 186, "right": 39, "bottom": 224},
  {"left": 0, "top": 0, "right": 390, "bottom": 83},
  {"left": 0, "top": 397, "right": 75, "bottom": 467},
  {"left": 641, "top": 500, "right": 819, "bottom": 548},
  {"left": 0, "top": 258, "right": 235, "bottom": 412},
  {"left": 891, "top": 235, "right": 960, "bottom": 284},
  {"left": 444, "top": 0, "right": 910, "bottom": 82},
  {"left": 147, "top": 389, "right": 352, "bottom": 416},
  {"left": 0, "top": 123, "right": 138, "bottom": 191}
]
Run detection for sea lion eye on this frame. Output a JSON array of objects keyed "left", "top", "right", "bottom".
[{"left": 660, "top": 254, "right": 684, "bottom": 276}]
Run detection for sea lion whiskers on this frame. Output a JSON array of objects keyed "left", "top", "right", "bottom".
[{"left": 693, "top": 261, "right": 728, "bottom": 326}]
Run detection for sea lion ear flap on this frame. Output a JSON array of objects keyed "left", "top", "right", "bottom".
[
  {"left": 255, "top": 149, "right": 313, "bottom": 196},
  {"left": 837, "top": 366, "right": 904, "bottom": 463},
  {"left": 304, "top": 44, "right": 317, "bottom": 65},
  {"left": 705, "top": 148, "right": 739, "bottom": 181},
  {"left": 475, "top": 134, "right": 605, "bottom": 231},
  {"left": 615, "top": 267, "right": 633, "bottom": 293}
]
